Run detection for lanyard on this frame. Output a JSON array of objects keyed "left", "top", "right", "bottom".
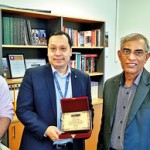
[{"left": 54, "top": 72, "right": 70, "bottom": 98}]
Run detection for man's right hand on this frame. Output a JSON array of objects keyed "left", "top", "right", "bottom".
[{"left": 45, "top": 126, "right": 62, "bottom": 141}]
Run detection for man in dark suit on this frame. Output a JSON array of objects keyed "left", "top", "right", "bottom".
[
  {"left": 16, "top": 31, "right": 94, "bottom": 150},
  {"left": 97, "top": 33, "right": 150, "bottom": 150}
]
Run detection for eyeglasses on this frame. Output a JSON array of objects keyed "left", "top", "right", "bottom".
[{"left": 120, "top": 48, "right": 147, "bottom": 57}]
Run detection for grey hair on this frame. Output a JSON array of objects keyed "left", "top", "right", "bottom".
[{"left": 120, "top": 33, "right": 150, "bottom": 52}]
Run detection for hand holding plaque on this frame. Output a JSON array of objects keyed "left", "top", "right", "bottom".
[{"left": 59, "top": 96, "right": 92, "bottom": 139}]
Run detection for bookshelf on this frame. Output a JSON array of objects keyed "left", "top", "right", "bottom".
[
  {"left": 0, "top": 7, "right": 105, "bottom": 150},
  {"left": 0, "top": 6, "right": 105, "bottom": 98}
]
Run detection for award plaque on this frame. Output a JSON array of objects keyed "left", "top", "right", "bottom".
[
  {"left": 61, "top": 110, "right": 91, "bottom": 132},
  {"left": 59, "top": 96, "right": 92, "bottom": 139},
  {"left": 8, "top": 54, "right": 26, "bottom": 78}
]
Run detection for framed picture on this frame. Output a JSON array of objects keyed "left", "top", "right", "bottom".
[
  {"left": 105, "top": 31, "right": 109, "bottom": 47},
  {"left": 8, "top": 54, "right": 26, "bottom": 78},
  {"left": 31, "top": 29, "right": 47, "bottom": 45},
  {"left": 25, "top": 59, "right": 46, "bottom": 69},
  {"left": 2, "top": 57, "right": 11, "bottom": 78}
]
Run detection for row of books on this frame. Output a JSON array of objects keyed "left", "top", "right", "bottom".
[
  {"left": 2, "top": 17, "right": 47, "bottom": 45},
  {"left": 63, "top": 27, "right": 102, "bottom": 47},
  {"left": 70, "top": 52, "right": 98, "bottom": 73}
]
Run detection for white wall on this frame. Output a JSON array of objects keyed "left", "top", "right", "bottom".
[
  {"left": 117, "top": 0, "right": 150, "bottom": 71},
  {"left": 0, "top": 0, "right": 120, "bottom": 81}
]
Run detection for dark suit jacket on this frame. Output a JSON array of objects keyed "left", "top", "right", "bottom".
[
  {"left": 16, "top": 64, "right": 94, "bottom": 150},
  {"left": 97, "top": 68, "right": 150, "bottom": 150}
]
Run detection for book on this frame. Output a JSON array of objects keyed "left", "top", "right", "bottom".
[
  {"left": 26, "top": 20, "right": 33, "bottom": 45},
  {"left": 2, "top": 58, "right": 11, "bottom": 78},
  {"left": 13, "top": 17, "right": 20, "bottom": 45},
  {"left": 24, "top": 19, "right": 30, "bottom": 45},
  {"left": 78, "top": 31, "right": 84, "bottom": 46},
  {"left": 14, "top": 84, "right": 21, "bottom": 110},
  {"left": 91, "top": 81, "right": 98, "bottom": 99},
  {"left": 3, "top": 17, "right": 10, "bottom": 44},
  {"left": 8, "top": 83, "right": 21, "bottom": 110},
  {"left": 81, "top": 54, "right": 98, "bottom": 73},
  {"left": 70, "top": 52, "right": 81, "bottom": 70},
  {"left": 96, "top": 29, "right": 101, "bottom": 46},
  {"left": 81, "top": 55, "right": 86, "bottom": 72},
  {"left": 84, "top": 31, "right": 92, "bottom": 46},
  {"left": 91, "top": 30, "right": 96, "bottom": 46},
  {"left": 8, "top": 84, "right": 15, "bottom": 104},
  {"left": 31, "top": 29, "right": 47, "bottom": 45}
]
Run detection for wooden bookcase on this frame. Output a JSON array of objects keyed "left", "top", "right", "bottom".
[{"left": 0, "top": 7, "right": 105, "bottom": 150}]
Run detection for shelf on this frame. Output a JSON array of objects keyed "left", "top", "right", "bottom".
[
  {"left": 2, "top": 45, "right": 104, "bottom": 49},
  {"left": 88, "top": 72, "right": 103, "bottom": 76},
  {"left": 92, "top": 98, "right": 103, "bottom": 105},
  {"left": 72, "top": 46, "right": 104, "bottom": 49},
  {"left": 2, "top": 45, "right": 47, "bottom": 48},
  {"left": 6, "top": 72, "right": 103, "bottom": 85},
  {"left": 6, "top": 72, "right": 103, "bottom": 84},
  {"left": 7, "top": 78, "right": 23, "bottom": 84},
  {"left": 63, "top": 16, "right": 105, "bottom": 23},
  {"left": 1, "top": 7, "right": 59, "bottom": 19}
]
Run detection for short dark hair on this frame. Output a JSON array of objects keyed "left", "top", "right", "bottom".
[{"left": 48, "top": 31, "right": 72, "bottom": 48}]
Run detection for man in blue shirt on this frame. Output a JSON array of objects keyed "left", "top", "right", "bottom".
[{"left": 16, "top": 31, "right": 93, "bottom": 150}]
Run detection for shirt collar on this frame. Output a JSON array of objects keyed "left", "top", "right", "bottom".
[
  {"left": 51, "top": 65, "right": 71, "bottom": 77},
  {"left": 120, "top": 70, "right": 143, "bottom": 86}
]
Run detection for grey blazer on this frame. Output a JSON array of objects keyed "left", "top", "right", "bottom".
[{"left": 97, "top": 68, "right": 150, "bottom": 150}]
